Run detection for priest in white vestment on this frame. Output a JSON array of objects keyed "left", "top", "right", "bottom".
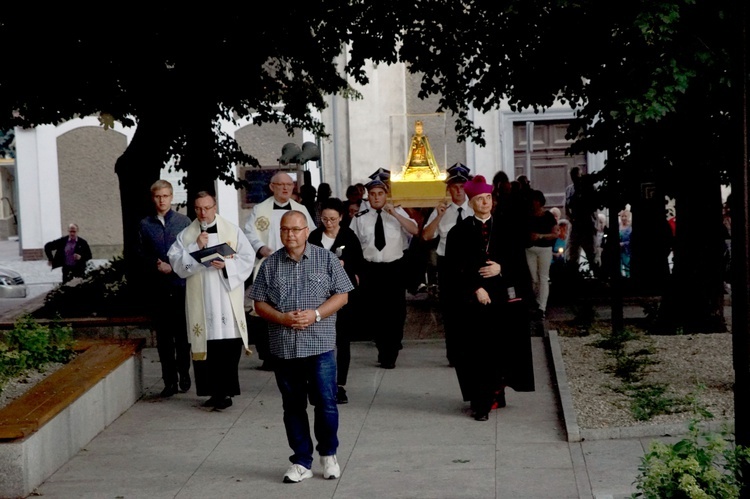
[{"left": 168, "top": 191, "right": 255, "bottom": 410}]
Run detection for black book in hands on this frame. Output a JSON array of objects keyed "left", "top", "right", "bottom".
[{"left": 190, "top": 243, "right": 236, "bottom": 267}]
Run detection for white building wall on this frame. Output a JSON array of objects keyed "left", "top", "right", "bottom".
[
  {"left": 16, "top": 125, "right": 61, "bottom": 259},
  {"left": 347, "top": 62, "right": 408, "bottom": 185},
  {"left": 15, "top": 117, "right": 135, "bottom": 259}
]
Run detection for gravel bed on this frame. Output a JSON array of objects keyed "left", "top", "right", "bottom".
[
  {"left": 0, "top": 363, "right": 65, "bottom": 411},
  {"left": 558, "top": 332, "right": 734, "bottom": 430}
]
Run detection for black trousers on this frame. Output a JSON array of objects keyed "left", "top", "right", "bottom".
[
  {"left": 193, "top": 338, "right": 243, "bottom": 398},
  {"left": 359, "top": 259, "right": 407, "bottom": 366},
  {"left": 152, "top": 290, "right": 191, "bottom": 387},
  {"left": 248, "top": 314, "right": 271, "bottom": 361},
  {"left": 437, "top": 255, "right": 459, "bottom": 365},
  {"left": 335, "top": 287, "right": 359, "bottom": 385}
]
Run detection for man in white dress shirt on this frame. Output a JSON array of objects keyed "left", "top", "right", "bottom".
[
  {"left": 349, "top": 178, "right": 418, "bottom": 368},
  {"left": 168, "top": 191, "right": 255, "bottom": 410},
  {"left": 422, "top": 164, "right": 474, "bottom": 366}
]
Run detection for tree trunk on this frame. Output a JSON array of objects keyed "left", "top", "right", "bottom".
[
  {"left": 629, "top": 186, "right": 673, "bottom": 296},
  {"left": 114, "top": 113, "right": 175, "bottom": 301},
  {"left": 655, "top": 162, "right": 726, "bottom": 333},
  {"left": 732, "top": 5, "right": 749, "bottom": 488},
  {"left": 178, "top": 105, "right": 225, "bottom": 216}
]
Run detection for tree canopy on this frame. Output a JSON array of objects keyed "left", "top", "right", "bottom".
[{"left": 2, "top": 2, "right": 742, "bottom": 177}]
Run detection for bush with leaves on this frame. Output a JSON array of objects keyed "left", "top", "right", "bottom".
[
  {"left": 633, "top": 415, "right": 750, "bottom": 499},
  {"left": 35, "top": 256, "right": 144, "bottom": 318},
  {"left": 0, "top": 316, "right": 75, "bottom": 393}
]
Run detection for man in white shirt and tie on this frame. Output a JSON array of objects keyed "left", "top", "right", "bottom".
[
  {"left": 422, "top": 164, "right": 474, "bottom": 366},
  {"left": 349, "top": 177, "right": 418, "bottom": 369}
]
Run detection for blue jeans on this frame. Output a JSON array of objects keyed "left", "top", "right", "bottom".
[{"left": 274, "top": 350, "right": 339, "bottom": 469}]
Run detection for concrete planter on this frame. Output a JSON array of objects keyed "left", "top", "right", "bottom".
[{"left": 0, "top": 338, "right": 144, "bottom": 498}]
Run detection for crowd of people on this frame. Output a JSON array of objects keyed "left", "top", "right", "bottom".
[{"left": 45, "top": 164, "right": 638, "bottom": 484}]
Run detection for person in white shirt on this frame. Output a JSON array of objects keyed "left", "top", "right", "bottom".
[
  {"left": 422, "top": 164, "right": 474, "bottom": 366},
  {"left": 349, "top": 178, "right": 418, "bottom": 368}
]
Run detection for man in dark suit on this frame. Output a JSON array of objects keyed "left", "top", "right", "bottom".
[
  {"left": 137, "top": 179, "right": 192, "bottom": 397},
  {"left": 44, "top": 223, "right": 93, "bottom": 283}
]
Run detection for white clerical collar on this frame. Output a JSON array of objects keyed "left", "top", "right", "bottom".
[{"left": 474, "top": 214, "right": 491, "bottom": 223}]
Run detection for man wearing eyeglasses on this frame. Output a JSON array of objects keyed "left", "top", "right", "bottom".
[
  {"left": 136, "top": 179, "right": 192, "bottom": 397},
  {"left": 168, "top": 191, "right": 255, "bottom": 410},
  {"left": 243, "top": 172, "right": 315, "bottom": 370},
  {"left": 44, "top": 222, "right": 93, "bottom": 283},
  {"left": 250, "top": 210, "right": 353, "bottom": 484}
]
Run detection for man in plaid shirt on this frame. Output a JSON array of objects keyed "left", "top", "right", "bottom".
[{"left": 250, "top": 210, "right": 354, "bottom": 484}]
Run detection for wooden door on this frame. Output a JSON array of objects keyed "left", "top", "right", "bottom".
[{"left": 513, "top": 121, "right": 587, "bottom": 212}]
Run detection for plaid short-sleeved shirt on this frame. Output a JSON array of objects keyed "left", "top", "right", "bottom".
[{"left": 250, "top": 243, "right": 354, "bottom": 359}]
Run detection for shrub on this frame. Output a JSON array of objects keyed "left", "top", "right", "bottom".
[
  {"left": 633, "top": 418, "right": 750, "bottom": 498},
  {"left": 0, "top": 316, "right": 76, "bottom": 393},
  {"left": 34, "top": 256, "right": 144, "bottom": 318}
]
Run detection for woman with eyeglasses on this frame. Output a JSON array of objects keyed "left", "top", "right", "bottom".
[{"left": 308, "top": 197, "right": 364, "bottom": 404}]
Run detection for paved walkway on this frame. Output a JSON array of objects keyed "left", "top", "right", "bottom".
[{"left": 0, "top": 239, "right": 682, "bottom": 498}]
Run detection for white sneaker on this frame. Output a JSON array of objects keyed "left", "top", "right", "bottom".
[
  {"left": 283, "top": 463, "right": 312, "bottom": 483},
  {"left": 320, "top": 454, "right": 340, "bottom": 479}
]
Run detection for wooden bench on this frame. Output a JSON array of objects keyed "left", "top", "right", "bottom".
[{"left": 0, "top": 338, "right": 145, "bottom": 441}]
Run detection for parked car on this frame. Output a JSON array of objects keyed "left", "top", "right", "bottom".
[{"left": 0, "top": 266, "right": 27, "bottom": 298}]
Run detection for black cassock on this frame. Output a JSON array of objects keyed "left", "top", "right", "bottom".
[{"left": 445, "top": 215, "right": 535, "bottom": 414}]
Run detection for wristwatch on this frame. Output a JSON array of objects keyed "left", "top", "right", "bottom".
[{"left": 315, "top": 309, "right": 321, "bottom": 322}]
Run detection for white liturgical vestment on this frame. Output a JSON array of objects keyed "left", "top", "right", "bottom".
[{"left": 168, "top": 215, "right": 255, "bottom": 360}]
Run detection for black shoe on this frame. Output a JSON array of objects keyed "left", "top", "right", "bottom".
[
  {"left": 160, "top": 384, "right": 177, "bottom": 398},
  {"left": 380, "top": 362, "right": 396, "bottom": 369},
  {"left": 179, "top": 377, "right": 191, "bottom": 393},
  {"left": 494, "top": 389, "right": 506, "bottom": 409},
  {"left": 473, "top": 412, "right": 489, "bottom": 421},
  {"left": 337, "top": 386, "right": 348, "bottom": 404},
  {"left": 202, "top": 396, "right": 220, "bottom": 408},
  {"left": 213, "top": 396, "right": 233, "bottom": 410}
]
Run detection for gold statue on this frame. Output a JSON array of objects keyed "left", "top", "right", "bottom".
[
  {"left": 390, "top": 119, "right": 447, "bottom": 207},
  {"left": 403, "top": 120, "right": 441, "bottom": 178}
]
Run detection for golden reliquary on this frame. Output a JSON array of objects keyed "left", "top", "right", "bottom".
[{"left": 389, "top": 120, "right": 448, "bottom": 207}]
